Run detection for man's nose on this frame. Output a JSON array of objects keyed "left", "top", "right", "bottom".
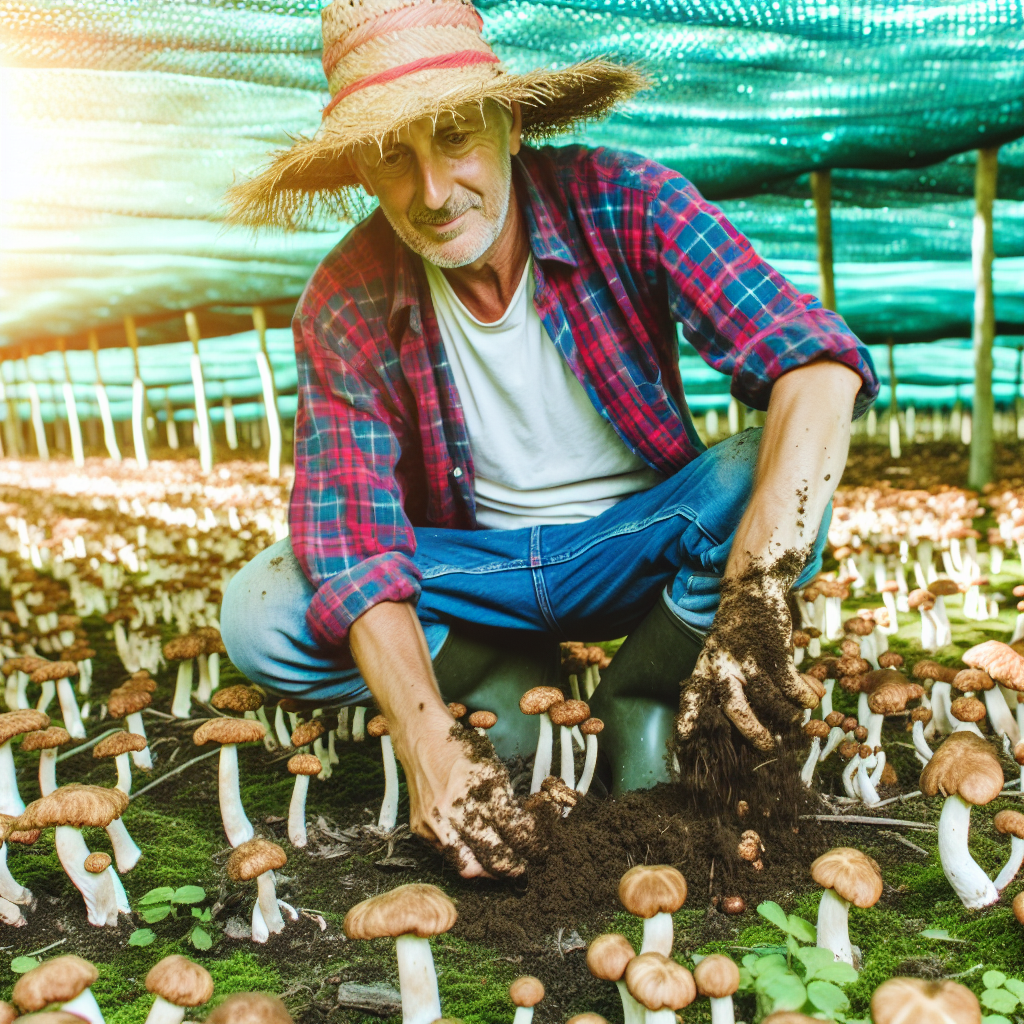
[{"left": 417, "top": 155, "right": 453, "bottom": 211}]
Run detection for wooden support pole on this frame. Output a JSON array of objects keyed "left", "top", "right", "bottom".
[
  {"left": 184, "top": 311, "right": 213, "bottom": 473},
  {"left": 89, "top": 330, "right": 121, "bottom": 462},
  {"left": 810, "top": 169, "right": 837, "bottom": 312},
  {"left": 968, "top": 147, "right": 998, "bottom": 489},
  {"left": 0, "top": 363, "right": 19, "bottom": 457},
  {"left": 57, "top": 337, "right": 85, "bottom": 467},
  {"left": 123, "top": 316, "right": 149, "bottom": 469},
  {"left": 22, "top": 347, "right": 49, "bottom": 460},
  {"left": 252, "top": 306, "right": 282, "bottom": 478},
  {"left": 223, "top": 392, "right": 238, "bottom": 450},
  {"left": 887, "top": 340, "right": 901, "bottom": 459}
]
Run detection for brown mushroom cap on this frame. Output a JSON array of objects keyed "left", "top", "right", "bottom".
[
  {"left": 93, "top": 732, "right": 148, "bottom": 759},
  {"left": 565, "top": 1015, "right": 609, "bottom": 1024},
  {"left": 1015, "top": 740, "right": 1024, "bottom": 767},
  {"left": 825, "top": 711, "right": 847, "bottom": 728},
  {"left": 963, "top": 640, "right": 1024, "bottom": 691},
  {"left": 911, "top": 660, "right": 959, "bottom": 684},
  {"left": 841, "top": 716, "right": 859, "bottom": 732},
  {"left": 869, "top": 679, "right": 924, "bottom": 715},
  {"left": 123, "top": 673, "right": 158, "bottom": 693},
  {"left": 145, "top": 955, "right": 214, "bottom": 1008},
  {"left": 290, "top": 719, "right": 325, "bottom": 747},
  {"left": 0, "top": 710, "right": 49, "bottom": 745},
  {"left": 692, "top": 954, "right": 740, "bottom": 998},
  {"left": 447, "top": 702, "right": 467, "bottom": 719},
  {"left": 581, "top": 717, "right": 605, "bottom": 736},
  {"left": 878, "top": 651, "right": 904, "bottom": 669},
  {"left": 929, "top": 578, "right": 960, "bottom": 597},
  {"left": 547, "top": 699, "right": 591, "bottom": 727},
  {"left": 194, "top": 718, "right": 266, "bottom": 746},
  {"left": 212, "top": 685, "right": 265, "bottom": 713},
  {"left": 804, "top": 720, "right": 830, "bottom": 739},
  {"left": 843, "top": 617, "right": 874, "bottom": 637},
  {"left": 618, "top": 864, "right": 687, "bottom": 919},
  {"left": 509, "top": 976, "right": 544, "bottom": 1008},
  {"left": 586, "top": 933, "right": 635, "bottom": 982},
  {"left": 720, "top": 895, "right": 746, "bottom": 915},
  {"left": 949, "top": 696, "right": 986, "bottom": 723},
  {"left": 624, "top": 952, "right": 696, "bottom": 1012},
  {"left": 870, "top": 977, "right": 980, "bottom": 1024},
  {"left": 226, "top": 838, "right": 287, "bottom": 882},
  {"left": 0, "top": 1001, "right": 15, "bottom": 1024},
  {"left": 13, "top": 955, "right": 99, "bottom": 1012},
  {"left": 28, "top": 661, "right": 78, "bottom": 684},
  {"left": 994, "top": 809, "right": 1024, "bottom": 839},
  {"left": 0, "top": 813, "right": 40, "bottom": 846},
  {"left": 810, "top": 847, "right": 883, "bottom": 907},
  {"left": 163, "top": 635, "right": 204, "bottom": 661},
  {"left": 366, "top": 715, "right": 390, "bottom": 739},
  {"left": 518, "top": 686, "right": 565, "bottom": 715},
  {"left": 84, "top": 852, "right": 111, "bottom": 874},
  {"left": 205, "top": 993, "right": 294, "bottom": 1024},
  {"left": 1014, "top": 890, "right": 1024, "bottom": 926},
  {"left": 791, "top": 631, "right": 810, "bottom": 648},
  {"left": 910, "top": 707, "right": 933, "bottom": 723},
  {"left": 908, "top": 588, "right": 935, "bottom": 610},
  {"left": 20, "top": 727, "right": 71, "bottom": 752},
  {"left": 467, "top": 711, "right": 498, "bottom": 730},
  {"left": 12, "top": 784, "right": 128, "bottom": 831},
  {"left": 108, "top": 688, "right": 152, "bottom": 718},
  {"left": 344, "top": 882, "right": 457, "bottom": 940},
  {"left": 953, "top": 668, "right": 994, "bottom": 692},
  {"left": 287, "top": 754, "right": 322, "bottom": 776},
  {"left": 920, "top": 731, "right": 1004, "bottom": 804},
  {"left": 836, "top": 655, "right": 871, "bottom": 677}
]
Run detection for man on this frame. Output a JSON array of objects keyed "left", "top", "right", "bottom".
[{"left": 223, "top": 0, "right": 877, "bottom": 878}]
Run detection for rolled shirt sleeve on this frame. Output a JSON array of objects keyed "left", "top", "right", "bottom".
[{"left": 650, "top": 174, "right": 879, "bottom": 416}]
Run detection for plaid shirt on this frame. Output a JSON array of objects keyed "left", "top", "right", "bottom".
[{"left": 291, "top": 144, "right": 878, "bottom": 650}]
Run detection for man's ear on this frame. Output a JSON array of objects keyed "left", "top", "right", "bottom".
[{"left": 508, "top": 101, "right": 523, "bottom": 157}]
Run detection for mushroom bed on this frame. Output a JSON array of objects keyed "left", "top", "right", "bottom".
[{"left": 0, "top": 443, "right": 1022, "bottom": 1023}]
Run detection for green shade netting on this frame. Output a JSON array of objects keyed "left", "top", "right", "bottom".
[{"left": 1, "top": 0, "right": 1022, "bottom": 350}]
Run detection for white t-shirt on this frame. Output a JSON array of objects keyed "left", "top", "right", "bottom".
[{"left": 423, "top": 256, "right": 662, "bottom": 530}]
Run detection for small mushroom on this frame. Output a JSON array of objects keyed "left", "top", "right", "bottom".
[
  {"left": 286, "top": 754, "right": 321, "bottom": 848},
  {"left": 509, "top": 976, "right": 544, "bottom": 1024},
  {"left": 0, "top": 813, "right": 34, "bottom": 909},
  {"left": 0, "top": 710, "right": 49, "bottom": 815},
  {"left": 993, "top": 809, "right": 1024, "bottom": 892},
  {"left": 809, "top": 847, "right": 882, "bottom": 964},
  {"left": 93, "top": 733, "right": 148, "bottom": 795},
  {"left": 954, "top": 667, "right": 1017, "bottom": 743},
  {"left": 963, "top": 639, "right": 1024, "bottom": 738},
  {"left": 548, "top": 699, "right": 590, "bottom": 790},
  {"left": 366, "top": 715, "right": 399, "bottom": 832},
  {"left": 21, "top": 727, "right": 71, "bottom": 796},
  {"left": 800, "top": 720, "right": 830, "bottom": 787},
  {"left": 212, "top": 685, "right": 277, "bottom": 752},
  {"left": 468, "top": 710, "right": 497, "bottom": 738},
  {"left": 205, "top": 993, "right": 294, "bottom": 1023},
  {"left": 28, "top": 661, "right": 84, "bottom": 739},
  {"left": 227, "top": 838, "right": 289, "bottom": 942},
  {"left": 909, "top": 707, "right": 934, "bottom": 763},
  {"left": 720, "top": 895, "right": 745, "bottom": 915},
  {"left": 624, "top": 952, "right": 696, "bottom": 1024},
  {"left": 586, "top": 933, "right": 643, "bottom": 1024},
  {"left": 577, "top": 717, "right": 604, "bottom": 797},
  {"left": 163, "top": 634, "right": 204, "bottom": 718},
  {"left": 144, "top": 955, "right": 214, "bottom": 1024},
  {"left": 193, "top": 717, "right": 266, "bottom": 847},
  {"left": 12, "top": 955, "right": 104, "bottom": 1024},
  {"left": 519, "top": 686, "right": 566, "bottom": 793},
  {"left": 107, "top": 687, "right": 154, "bottom": 769},
  {"left": 618, "top": 864, "right": 687, "bottom": 955},
  {"left": 949, "top": 696, "right": 986, "bottom": 737},
  {"left": 737, "top": 830, "right": 764, "bottom": 871},
  {"left": 693, "top": 954, "right": 740, "bottom": 1024},
  {"left": 870, "top": 978, "right": 981, "bottom": 1024}
]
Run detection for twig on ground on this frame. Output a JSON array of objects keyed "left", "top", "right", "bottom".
[
  {"left": 129, "top": 749, "right": 219, "bottom": 800},
  {"left": 144, "top": 708, "right": 176, "bottom": 721},
  {"left": 26, "top": 938, "right": 66, "bottom": 957},
  {"left": 881, "top": 830, "right": 930, "bottom": 856},
  {"left": 801, "top": 815, "right": 936, "bottom": 830},
  {"left": 874, "top": 790, "right": 923, "bottom": 808}
]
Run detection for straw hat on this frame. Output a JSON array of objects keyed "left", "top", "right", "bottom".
[{"left": 227, "top": 0, "right": 647, "bottom": 228}]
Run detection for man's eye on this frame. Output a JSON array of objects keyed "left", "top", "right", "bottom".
[
  {"left": 447, "top": 133, "right": 469, "bottom": 146},
  {"left": 381, "top": 151, "right": 403, "bottom": 167}
]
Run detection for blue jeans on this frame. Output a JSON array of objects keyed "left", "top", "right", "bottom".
[{"left": 221, "top": 428, "right": 829, "bottom": 703}]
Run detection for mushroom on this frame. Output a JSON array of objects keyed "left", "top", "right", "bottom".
[
  {"left": 107, "top": 687, "right": 154, "bottom": 769},
  {"left": 586, "top": 933, "right": 643, "bottom": 1024},
  {"left": 205, "top": 993, "right": 294, "bottom": 1023},
  {"left": 844, "top": 616, "right": 877, "bottom": 668},
  {"left": 809, "top": 847, "right": 882, "bottom": 964},
  {"left": 791, "top": 630, "right": 809, "bottom": 667},
  {"left": 693, "top": 954, "right": 740, "bottom": 1024},
  {"left": 164, "top": 634, "right": 204, "bottom": 718},
  {"left": 10, "top": 785, "right": 128, "bottom": 926},
  {"left": 909, "top": 707, "right": 934, "bottom": 763},
  {"left": 949, "top": 696, "right": 986, "bottom": 737},
  {"left": 912, "top": 660, "right": 958, "bottom": 738},
  {"left": 85, "top": 852, "right": 111, "bottom": 874},
  {"left": 954, "top": 668, "right": 1018, "bottom": 743},
  {"left": 928, "top": 578, "right": 960, "bottom": 646},
  {"left": 817, "top": 710, "right": 848, "bottom": 762},
  {"left": 993, "top": 809, "right": 1024, "bottom": 892},
  {"left": 908, "top": 589, "right": 937, "bottom": 650},
  {"left": 366, "top": 715, "right": 399, "bottom": 832},
  {"left": 566, "top": 1016, "right": 610, "bottom": 1024},
  {"left": 21, "top": 726, "right": 71, "bottom": 795},
  {"left": 212, "top": 685, "right": 277, "bottom": 752},
  {"left": 919, "top": 731, "right": 1003, "bottom": 908},
  {"left": 737, "top": 830, "right": 765, "bottom": 871},
  {"left": 618, "top": 864, "right": 687, "bottom": 955},
  {"left": 144, "top": 955, "right": 213, "bottom": 1024},
  {"left": 870, "top": 978, "right": 981, "bottom": 1024},
  {"left": 286, "top": 754, "right": 321, "bottom": 848},
  {"left": 0, "top": 710, "right": 48, "bottom": 815},
  {"left": 195, "top": 627, "right": 226, "bottom": 701},
  {"left": 509, "top": 976, "right": 544, "bottom": 1024},
  {"left": 720, "top": 895, "right": 745, "bottom": 915},
  {"left": 548, "top": 699, "right": 590, "bottom": 790},
  {"left": 800, "top": 720, "right": 830, "bottom": 787},
  {"left": 12, "top": 955, "right": 105, "bottom": 1024},
  {"left": 0, "top": 813, "right": 35, "bottom": 908},
  {"left": 1015, "top": 889, "right": 1024, "bottom": 927},
  {"left": 519, "top": 686, "right": 565, "bottom": 793},
  {"left": 864, "top": 670, "right": 924, "bottom": 748},
  {"left": 624, "top": 951, "right": 696, "bottom": 1024},
  {"left": 272, "top": 702, "right": 293, "bottom": 747},
  {"left": 29, "top": 662, "right": 84, "bottom": 739},
  {"left": 839, "top": 740, "right": 862, "bottom": 798},
  {"left": 963, "top": 639, "right": 1024, "bottom": 737},
  {"left": 227, "top": 838, "right": 288, "bottom": 942},
  {"left": 343, "top": 883, "right": 457, "bottom": 1024},
  {"left": 468, "top": 710, "right": 497, "bottom": 738},
  {"left": 577, "top": 717, "right": 604, "bottom": 797},
  {"left": 93, "top": 733, "right": 148, "bottom": 794},
  {"left": 193, "top": 717, "right": 266, "bottom": 847},
  {"left": 1013, "top": 593, "right": 1024, "bottom": 645}
]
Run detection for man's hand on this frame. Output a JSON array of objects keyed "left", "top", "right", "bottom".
[{"left": 675, "top": 555, "right": 824, "bottom": 750}]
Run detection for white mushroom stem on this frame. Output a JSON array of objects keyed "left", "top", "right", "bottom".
[
  {"left": 257, "top": 869, "right": 285, "bottom": 935},
  {"left": 145, "top": 994, "right": 189, "bottom": 1024},
  {"left": 395, "top": 933, "right": 443, "bottom": 1024},
  {"left": 336, "top": 706, "right": 350, "bottom": 742},
  {"left": 126, "top": 712, "right": 153, "bottom": 769},
  {"left": 208, "top": 651, "right": 220, "bottom": 691},
  {"left": 919, "top": 609, "right": 937, "bottom": 650},
  {"left": 912, "top": 721, "right": 933, "bottom": 762},
  {"left": 841, "top": 756, "right": 860, "bottom": 799},
  {"left": 640, "top": 912, "right": 673, "bottom": 956},
  {"left": 577, "top": 734, "right": 599, "bottom": 796},
  {"left": 984, "top": 687, "right": 1020, "bottom": 744},
  {"left": 328, "top": 729, "right": 339, "bottom": 764},
  {"left": 288, "top": 774, "right": 311, "bottom": 848},
  {"left": 57, "top": 678, "right": 86, "bottom": 739},
  {"left": 109, "top": 865, "right": 130, "bottom": 913},
  {"left": 1001, "top": 685, "right": 1018, "bottom": 712},
  {"left": 937, "top": 794, "right": 999, "bottom": 910},
  {"left": 0, "top": 842, "right": 32, "bottom": 905},
  {"left": 379, "top": 734, "right": 399, "bottom": 831},
  {"left": 824, "top": 597, "right": 843, "bottom": 640},
  {"left": 800, "top": 738, "right": 823, "bottom": 787},
  {"left": 196, "top": 654, "right": 212, "bottom": 703},
  {"left": 614, "top": 981, "right": 645, "bottom": 1024},
  {"left": 352, "top": 706, "right": 367, "bottom": 741},
  {"left": 512, "top": 1006, "right": 535, "bottom": 1024},
  {"left": 15, "top": 675, "right": 28, "bottom": 709},
  {"left": 819, "top": 726, "right": 846, "bottom": 762},
  {"left": 643, "top": 1008, "right": 675, "bottom": 1024},
  {"left": 930, "top": 683, "right": 954, "bottom": 736},
  {"left": 866, "top": 713, "right": 884, "bottom": 749},
  {"left": 3, "top": 675, "right": 18, "bottom": 710},
  {"left": 857, "top": 755, "right": 881, "bottom": 807},
  {"left": 39, "top": 747, "right": 59, "bottom": 795},
  {"left": 0, "top": 894, "right": 24, "bottom": 927},
  {"left": 794, "top": 647, "right": 804, "bottom": 667},
  {"left": 816, "top": 887, "right": 854, "bottom": 964},
  {"left": 994, "top": 835, "right": 1024, "bottom": 892},
  {"left": 78, "top": 659, "right": 93, "bottom": 695},
  {"left": 820, "top": 680, "right": 835, "bottom": 720},
  {"left": 218, "top": 743, "right": 254, "bottom": 847},
  {"left": 54, "top": 825, "right": 118, "bottom": 926},
  {"left": 709, "top": 994, "right": 736, "bottom": 1024},
  {"left": 0, "top": 740, "right": 25, "bottom": 816},
  {"left": 274, "top": 705, "right": 292, "bottom": 747},
  {"left": 933, "top": 597, "right": 952, "bottom": 646},
  {"left": 106, "top": 817, "right": 142, "bottom": 872},
  {"left": 254, "top": 707, "right": 277, "bottom": 751},
  {"left": 251, "top": 899, "right": 269, "bottom": 944},
  {"left": 857, "top": 693, "right": 870, "bottom": 725},
  {"left": 36, "top": 680, "right": 55, "bottom": 714},
  {"left": 530, "top": 714, "right": 554, "bottom": 794},
  {"left": 952, "top": 719, "right": 984, "bottom": 738},
  {"left": 170, "top": 660, "right": 194, "bottom": 718},
  {"left": 114, "top": 752, "right": 132, "bottom": 794},
  {"left": 559, "top": 725, "right": 575, "bottom": 790},
  {"left": 1011, "top": 615, "right": 1024, "bottom": 645},
  {"left": 61, "top": 985, "right": 106, "bottom": 1024}
]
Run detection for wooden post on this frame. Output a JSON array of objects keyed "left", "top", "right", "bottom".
[
  {"left": 887, "top": 340, "right": 901, "bottom": 459},
  {"left": 223, "top": 392, "right": 238, "bottom": 450},
  {"left": 184, "top": 311, "right": 213, "bottom": 473},
  {"left": 124, "top": 316, "right": 149, "bottom": 468},
  {"left": 810, "top": 169, "right": 837, "bottom": 312},
  {"left": 0, "top": 362, "right": 19, "bottom": 457},
  {"left": 57, "top": 337, "right": 85, "bottom": 467},
  {"left": 89, "top": 330, "right": 121, "bottom": 462},
  {"left": 252, "top": 306, "right": 282, "bottom": 478},
  {"left": 968, "top": 147, "right": 998, "bottom": 489},
  {"left": 22, "top": 347, "right": 48, "bottom": 460}
]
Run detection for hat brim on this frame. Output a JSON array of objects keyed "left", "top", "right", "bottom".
[{"left": 226, "top": 58, "right": 648, "bottom": 229}]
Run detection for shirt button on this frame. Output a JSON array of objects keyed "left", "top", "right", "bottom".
[{"left": 452, "top": 467, "right": 463, "bottom": 479}]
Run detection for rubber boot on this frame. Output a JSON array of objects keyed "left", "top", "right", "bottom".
[
  {"left": 433, "top": 628, "right": 561, "bottom": 760},
  {"left": 587, "top": 597, "right": 706, "bottom": 795}
]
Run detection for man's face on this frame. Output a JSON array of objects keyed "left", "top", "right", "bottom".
[{"left": 352, "top": 101, "right": 521, "bottom": 269}]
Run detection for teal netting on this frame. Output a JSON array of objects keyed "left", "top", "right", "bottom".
[{"left": 0, "top": 0, "right": 1022, "bottom": 349}]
